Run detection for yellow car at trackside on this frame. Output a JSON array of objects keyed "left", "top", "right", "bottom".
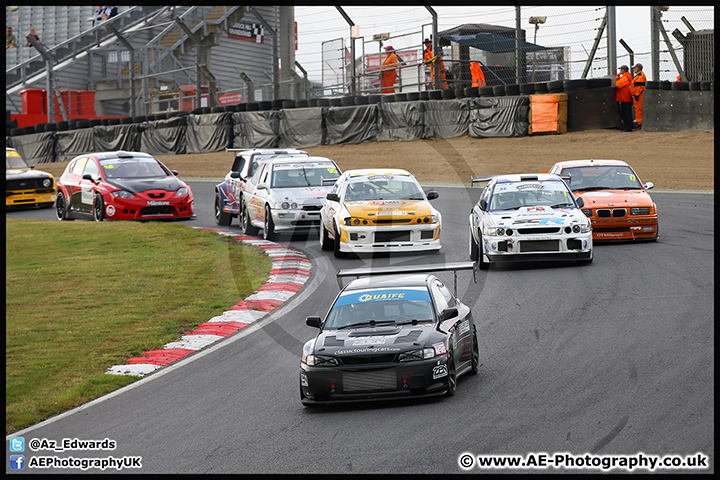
[
  {"left": 5, "top": 147, "right": 56, "bottom": 209},
  {"left": 319, "top": 168, "right": 442, "bottom": 257}
]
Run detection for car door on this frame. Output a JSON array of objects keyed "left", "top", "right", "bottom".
[
  {"left": 243, "top": 162, "right": 266, "bottom": 225},
  {"left": 254, "top": 163, "right": 273, "bottom": 225},
  {"left": 67, "top": 157, "right": 88, "bottom": 211},
  {"left": 78, "top": 158, "right": 102, "bottom": 214},
  {"left": 431, "top": 278, "right": 472, "bottom": 370},
  {"left": 322, "top": 176, "right": 343, "bottom": 236}
]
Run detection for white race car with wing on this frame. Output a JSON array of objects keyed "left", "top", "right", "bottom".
[{"left": 469, "top": 173, "right": 593, "bottom": 268}]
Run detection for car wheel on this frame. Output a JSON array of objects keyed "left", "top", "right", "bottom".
[
  {"left": 55, "top": 191, "right": 73, "bottom": 221},
  {"left": 93, "top": 194, "right": 105, "bottom": 222},
  {"left": 333, "top": 224, "right": 346, "bottom": 258},
  {"left": 263, "top": 206, "right": 276, "bottom": 241},
  {"left": 320, "top": 223, "right": 333, "bottom": 251},
  {"left": 470, "top": 328, "right": 479, "bottom": 375},
  {"left": 214, "top": 193, "right": 231, "bottom": 226},
  {"left": 242, "top": 204, "right": 259, "bottom": 235},
  {"left": 469, "top": 225, "right": 478, "bottom": 261},
  {"left": 477, "top": 231, "right": 489, "bottom": 270},
  {"left": 445, "top": 351, "right": 457, "bottom": 397}
]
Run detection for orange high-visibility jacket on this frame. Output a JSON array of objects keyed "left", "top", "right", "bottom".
[
  {"left": 615, "top": 71, "right": 632, "bottom": 102},
  {"left": 631, "top": 70, "right": 647, "bottom": 125},
  {"left": 470, "top": 61, "right": 486, "bottom": 87},
  {"left": 380, "top": 52, "right": 401, "bottom": 93},
  {"left": 424, "top": 46, "right": 448, "bottom": 88}
]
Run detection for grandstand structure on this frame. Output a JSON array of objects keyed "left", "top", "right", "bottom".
[{"left": 6, "top": 5, "right": 299, "bottom": 123}]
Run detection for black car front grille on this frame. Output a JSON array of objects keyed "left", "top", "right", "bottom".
[
  {"left": 339, "top": 354, "right": 397, "bottom": 365},
  {"left": 374, "top": 231, "right": 411, "bottom": 242},
  {"left": 302, "top": 205, "right": 322, "bottom": 211},
  {"left": 597, "top": 208, "right": 627, "bottom": 218},
  {"left": 140, "top": 206, "right": 174, "bottom": 215},
  {"left": 342, "top": 369, "right": 397, "bottom": 392},
  {"left": 519, "top": 240, "right": 560, "bottom": 252},
  {"left": 6, "top": 178, "right": 51, "bottom": 190}
]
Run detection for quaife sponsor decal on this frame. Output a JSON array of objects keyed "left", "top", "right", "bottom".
[
  {"left": 358, "top": 292, "right": 405, "bottom": 302},
  {"left": 333, "top": 288, "right": 432, "bottom": 307},
  {"left": 433, "top": 364, "right": 448, "bottom": 379},
  {"left": 147, "top": 200, "right": 170, "bottom": 206}
]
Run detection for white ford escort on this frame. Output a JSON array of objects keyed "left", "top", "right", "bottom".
[{"left": 469, "top": 173, "right": 593, "bottom": 268}]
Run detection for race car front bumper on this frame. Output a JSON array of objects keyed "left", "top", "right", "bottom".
[
  {"left": 271, "top": 208, "right": 323, "bottom": 233},
  {"left": 482, "top": 234, "right": 593, "bottom": 263},
  {"left": 337, "top": 223, "right": 441, "bottom": 254},
  {"left": 300, "top": 357, "right": 450, "bottom": 404}
]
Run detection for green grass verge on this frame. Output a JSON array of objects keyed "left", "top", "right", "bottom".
[{"left": 5, "top": 219, "right": 273, "bottom": 434}]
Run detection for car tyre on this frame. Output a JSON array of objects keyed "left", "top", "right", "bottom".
[
  {"left": 445, "top": 350, "right": 457, "bottom": 396},
  {"left": 263, "top": 206, "right": 276, "bottom": 241},
  {"left": 242, "top": 204, "right": 259, "bottom": 235},
  {"left": 55, "top": 191, "right": 73, "bottom": 221},
  {"left": 477, "top": 231, "right": 489, "bottom": 270},
  {"left": 93, "top": 194, "right": 104, "bottom": 222},
  {"left": 469, "top": 225, "right": 479, "bottom": 261},
  {"left": 320, "top": 223, "right": 333, "bottom": 251},
  {"left": 470, "top": 328, "right": 479, "bottom": 375},
  {"left": 333, "top": 224, "right": 346, "bottom": 258},
  {"left": 215, "top": 193, "right": 231, "bottom": 226}
]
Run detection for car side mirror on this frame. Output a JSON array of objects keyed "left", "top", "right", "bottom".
[
  {"left": 479, "top": 199, "right": 487, "bottom": 211},
  {"left": 326, "top": 193, "right": 340, "bottom": 202},
  {"left": 82, "top": 174, "right": 97, "bottom": 183},
  {"left": 426, "top": 191, "right": 439, "bottom": 200},
  {"left": 257, "top": 184, "right": 268, "bottom": 190},
  {"left": 306, "top": 316, "right": 322, "bottom": 328},
  {"left": 644, "top": 182, "right": 654, "bottom": 190},
  {"left": 230, "top": 172, "right": 241, "bottom": 179},
  {"left": 575, "top": 197, "right": 585, "bottom": 208},
  {"left": 440, "top": 307, "right": 458, "bottom": 321},
  {"left": 171, "top": 170, "right": 179, "bottom": 176}
]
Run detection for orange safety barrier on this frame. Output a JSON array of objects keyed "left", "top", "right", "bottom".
[{"left": 529, "top": 93, "right": 568, "bottom": 134}]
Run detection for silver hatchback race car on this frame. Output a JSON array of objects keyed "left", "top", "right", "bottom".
[
  {"left": 241, "top": 156, "right": 342, "bottom": 240},
  {"left": 469, "top": 173, "right": 593, "bottom": 268}
]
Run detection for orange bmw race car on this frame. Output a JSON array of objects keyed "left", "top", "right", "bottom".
[{"left": 547, "top": 159, "right": 658, "bottom": 242}]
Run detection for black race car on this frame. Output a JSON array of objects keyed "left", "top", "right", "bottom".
[{"left": 300, "top": 263, "right": 478, "bottom": 406}]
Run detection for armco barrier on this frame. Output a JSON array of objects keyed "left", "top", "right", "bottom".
[{"left": 6, "top": 80, "right": 713, "bottom": 165}]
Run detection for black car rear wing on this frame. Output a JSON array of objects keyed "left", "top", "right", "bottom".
[{"left": 336, "top": 262, "right": 477, "bottom": 297}]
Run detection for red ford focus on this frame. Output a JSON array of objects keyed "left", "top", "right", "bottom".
[{"left": 55, "top": 151, "right": 194, "bottom": 221}]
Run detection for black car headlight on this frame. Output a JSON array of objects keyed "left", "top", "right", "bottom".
[
  {"left": 630, "top": 207, "right": 651, "bottom": 215},
  {"left": 345, "top": 217, "right": 368, "bottom": 226},
  {"left": 305, "top": 355, "right": 339, "bottom": 366},
  {"left": 399, "top": 348, "right": 435, "bottom": 362},
  {"left": 581, "top": 209, "right": 593, "bottom": 217}
]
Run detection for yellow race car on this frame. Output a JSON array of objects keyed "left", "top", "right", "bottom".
[
  {"left": 320, "top": 168, "right": 442, "bottom": 257},
  {"left": 6, "top": 148, "right": 56, "bottom": 209}
]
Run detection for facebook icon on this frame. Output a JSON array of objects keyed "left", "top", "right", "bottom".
[{"left": 9, "top": 455, "right": 25, "bottom": 471}]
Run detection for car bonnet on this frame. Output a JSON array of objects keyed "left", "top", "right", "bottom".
[
  {"left": 575, "top": 189, "right": 654, "bottom": 208},
  {"left": 343, "top": 199, "right": 433, "bottom": 219},
  {"left": 106, "top": 175, "right": 184, "bottom": 193},
  {"left": 489, "top": 205, "right": 586, "bottom": 227}
]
